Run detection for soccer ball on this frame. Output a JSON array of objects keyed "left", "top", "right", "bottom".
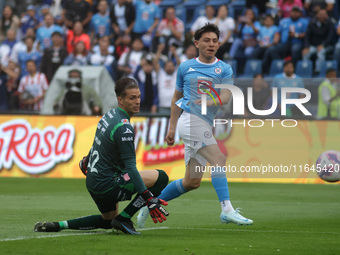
[{"left": 316, "top": 150, "right": 340, "bottom": 182}]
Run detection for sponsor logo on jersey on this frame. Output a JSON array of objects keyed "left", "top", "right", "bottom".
[
  {"left": 123, "top": 128, "right": 133, "bottom": 134},
  {"left": 122, "top": 136, "right": 133, "bottom": 141},
  {"left": 188, "top": 67, "right": 195, "bottom": 72}
]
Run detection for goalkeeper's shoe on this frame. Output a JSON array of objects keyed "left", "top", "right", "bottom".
[
  {"left": 111, "top": 218, "right": 141, "bottom": 235},
  {"left": 220, "top": 209, "right": 253, "bottom": 226},
  {"left": 136, "top": 206, "right": 149, "bottom": 229},
  {"left": 34, "top": 222, "right": 60, "bottom": 232}
]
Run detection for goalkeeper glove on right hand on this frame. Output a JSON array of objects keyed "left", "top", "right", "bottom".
[
  {"left": 142, "top": 190, "right": 169, "bottom": 223},
  {"left": 79, "top": 156, "right": 88, "bottom": 176}
]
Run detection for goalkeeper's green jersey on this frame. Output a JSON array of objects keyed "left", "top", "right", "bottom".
[{"left": 86, "top": 107, "right": 145, "bottom": 194}]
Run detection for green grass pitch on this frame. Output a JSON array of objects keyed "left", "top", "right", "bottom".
[{"left": 1, "top": 177, "right": 339, "bottom": 255}]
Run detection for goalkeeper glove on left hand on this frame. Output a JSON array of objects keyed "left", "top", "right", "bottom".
[
  {"left": 141, "top": 190, "right": 169, "bottom": 223},
  {"left": 79, "top": 156, "right": 88, "bottom": 176}
]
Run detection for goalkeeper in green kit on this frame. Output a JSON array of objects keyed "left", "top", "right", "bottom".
[{"left": 34, "top": 78, "right": 169, "bottom": 235}]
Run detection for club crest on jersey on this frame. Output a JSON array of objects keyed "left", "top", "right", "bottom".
[
  {"left": 204, "top": 131, "right": 212, "bottom": 138},
  {"left": 197, "top": 80, "right": 213, "bottom": 94},
  {"left": 215, "top": 68, "right": 222, "bottom": 74}
]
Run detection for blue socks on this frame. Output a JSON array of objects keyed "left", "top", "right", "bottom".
[
  {"left": 158, "top": 178, "right": 187, "bottom": 201},
  {"left": 211, "top": 170, "right": 230, "bottom": 202}
]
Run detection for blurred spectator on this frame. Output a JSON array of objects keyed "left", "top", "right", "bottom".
[
  {"left": 63, "top": 41, "right": 89, "bottom": 65},
  {"left": 117, "top": 37, "right": 146, "bottom": 78},
  {"left": 110, "top": 0, "right": 135, "bottom": 40},
  {"left": 63, "top": 0, "right": 93, "bottom": 29},
  {"left": 50, "top": 0, "right": 63, "bottom": 18},
  {"left": 90, "top": 0, "right": 112, "bottom": 45},
  {"left": 134, "top": 55, "right": 158, "bottom": 114},
  {"left": 155, "top": 7, "right": 184, "bottom": 55},
  {"left": 114, "top": 34, "right": 131, "bottom": 59},
  {"left": 215, "top": 5, "right": 235, "bottom": 60},
  {"left": 41, "top": 31, "right": 68, "bottom": 83},
  {"left": 229, "top": 9, "right": 260, "bottom": 59},
  {"left": 36, "top": 13, "right": 64, "bottom": 51},
  {"left": 88, "top": 35, "right": 115, "bottom": 78},
  {"left": 18, "top": 60, "right": 48, "bottom": 111},
  {"left": 18, "top": 36, "right": 42, "bottom": 78},
  {"left": 179, "top": 43, "right": 197, "bottom": 63},
  {"left": 37, "top": 4, "right": 51, "bottom": 26},
  {"left": 66, "top": 21, "right": 91, "bottom": 54},
  {"left": 317, "top": 68, "right": 340, "bottom": 119},
  {"left": 304, "top": 0, "right": 335, "bottom": 18},
  {"left": 10, "top": 28, "right": 38, "bottom": 64},
  {"left": 278, "top": 0, "right": 303, "bottom": 18},
  {"left": 245, "top": 74, "right": 271, "bottom": 116},
  {"left": 53, "top": 69, "right": 102, "bottom": 115},
  {"left": 132, "top": 0, "right": 160, "bottom": 40},
  {"left": 302, "top": 9, "right": 335, "bottom": 74},
  {"left": 0, "top": 29, "right": 17, "bottom": 67},
  {"left": 251, "top": 15, "right": 278, "bottom": 63},
  {"left": 20, "top": 5, "right": 39, "bottom": 38},
  {"left": 246, "top": 0, "right": 268, "bottom": 15},
  {"left": 191, "top": 5, "right": 216, "bottom": 36},
  {"left": 334, "top": 19, "right": 340, "bottom": 69},
  {"left": 0, "top": 5, "right": 19, "bottom": 43},
  {"left": 0, "top": 65, "right": 9, "bottom": 110},
  {"left": 0, "top": 61, "right": 20, "bottom": 110},
  {"left": 264, "top": 7, "right": 308, "bottom": 73},
  {"left": 271, "top": 61, "right": 305, "bottom": 116},
  {"left": 153, "top": 43, "right": 177, "bottom": 115}
]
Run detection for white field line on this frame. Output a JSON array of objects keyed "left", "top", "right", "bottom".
[{"left": 1, "top": 226, "right": 339, "bottom": 242}]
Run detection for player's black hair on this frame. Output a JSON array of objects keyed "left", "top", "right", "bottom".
[
  {"left": 283, "top": 60, "right": 294, "bottom": 68},
  {"left": 115, "top": 78, "right": 139, "bottom": 98},
  {"left": 326, "top": 68, "right": 336, "bottom": 75},
  {"left": 194, "top": 23, "right": 220, "bottom": 41}
]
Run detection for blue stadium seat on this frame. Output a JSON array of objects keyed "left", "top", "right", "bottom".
[
  {"left": 208, "top": 0, "right": 231, "bottom": 7},
  {"left": 230, "top": 0, "right": 246, "bottom": 19},
  {"left": 242, "top": 60, "right": 262, "bottom": 78},
  {"left": 296, "top": 60, "right": 313, "bottom": 78},
  {"left": 182, "top": 1, "right": 206, "bottom": 31},
  {"left": 318, "top": 60, "right": 338, "bottom": 77},
  {"left": 269, "top": 59, "right": 284, "bottom": 77},
  {"left": 223, "top": 59, "right": 237, "bottom": 77}
]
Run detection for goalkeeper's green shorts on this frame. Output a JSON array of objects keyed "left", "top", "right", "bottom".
[{"left": 88, "top": 173, "right": 137, "bottom": 213}]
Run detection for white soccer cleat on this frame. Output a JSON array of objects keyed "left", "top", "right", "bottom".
[
  {"left": 220, "top": 208, "right": 253, "bottom": 226},
  {"left": 136, "top": 206, "right": 149, "bottom": 229}
]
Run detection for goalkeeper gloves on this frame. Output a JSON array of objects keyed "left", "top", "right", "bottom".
[
  {"left": 141, "top": 190, "right": 169, "bottom": 223},
  {"left": 79, "top": 156, "right": 89, "bottom": 176}
]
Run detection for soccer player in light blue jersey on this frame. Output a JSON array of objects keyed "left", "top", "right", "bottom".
[{"left": 138, "top": 23, "right": 253, "bottom": 227}]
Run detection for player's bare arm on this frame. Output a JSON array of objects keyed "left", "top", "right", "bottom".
[{"left": 166, "top": 90, "right": 183, "bottom": 146}]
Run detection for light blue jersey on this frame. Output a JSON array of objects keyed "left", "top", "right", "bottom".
[
  {"left": 90, "top": 13, "right": 112, "bottom": 37},
  {"left": 278, "top": 17, "right": 308, "bottom": 44},
  {"left": 175, "top": 58, "right": 233, "bottom": 126},
  {"left": 36, "top": 25, "right": 64, "bottom": 50},
  {"left": 238, "top": 21, "right": 261, "bottom": 41},
  {"left": 18, "top": 51, "right": 42, "bottom": 78},
  {"left": 133, "top": 0, "right": 160, "bottom": 33},
  {"left": 258, "top": 25, "right": 278, "bottom": 46},
  {"left": 272, "top": 73, "right": 304, "bottom": 103}
]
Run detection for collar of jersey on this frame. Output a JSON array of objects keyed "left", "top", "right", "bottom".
[
  {"left": 195, "top": 57, "right": 218, "bottom": 65},
  {"left": 118, "top": 107, "right": 130, "bottom": 119}
]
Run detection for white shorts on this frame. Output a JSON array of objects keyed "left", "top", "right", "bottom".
[{"left": 177, "top": 111, "right": 217, "bottom": 166}]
